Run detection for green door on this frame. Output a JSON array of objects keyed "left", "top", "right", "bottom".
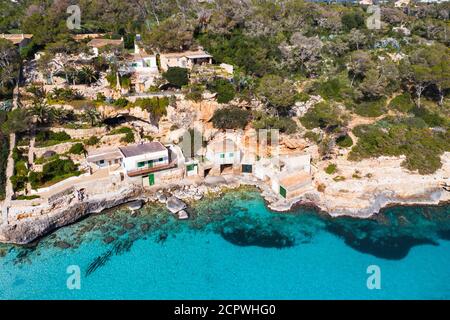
[
  {"left": 149, "top": 174, "right": 155, "bottom": 186},
  {"left": 279, "top": 186, "right": 287, "bottom": 198}
]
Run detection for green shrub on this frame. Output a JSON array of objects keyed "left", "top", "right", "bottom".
[
  {"left": 325, "top": 163, "right": 337, "bottom": 174},
  {"left": 304, "top": 131, "right": 321, "bottom": 143},
  {"left": 341, "top": 12, "right": 365, "bottom": 31},
  {"left": 113, "top": 98, "right": 129, "bottom": 108},
  {"left": 30, "top": 158, "right": 80, "bottom": 189},
  {"left": 412, "top": 107, "right": 447, "bottom": 127},
  {"left": 110, "top": 127, "right": 135, "bottom": 143},
  {"left": 109, "top": 127, "right": 133, "bottom": 135},
  {"left": 96, "top": 92, "right": 106, "bottom": 102},
  {"left": 121, "top": 132, "right": 135, "bottom": 143},
  {"left": 69, "top": 143, "right": 85, "bottom": 155},
  {"left": 336, "top": 134, "right": 353, "bottom": 148},
  {"left": 134, "top": 97, "right": 168, "bottom": 118},
  {"left": 47, "top": 88, "right": 84, "bottom": 102},
  {"left": 35, "top": 131, "right": 71, "bottom": 147},
  {"left": 352, "top": 98, "right": 386, "bottom": 117},
  {"left": 16, "top": 195, "right": 40, "bottom": 200},
  {"left": 208, "top": 79, "right": 235, "bottom": 104},
  {"left": 295, "top": 92, "right": 310, "bottom": 103},
  {"left": 389, "top": 93, "right": 414, "bottom": 113},
  {"left": 349, "top": 117, "right": 450, "bottom": 174},
  {"left": 211, "top": 107, "right": 251, "bottom": 129},
  {"left": 0, "top": 131, "right": 9, "bottom": 200},
  {"left": 163, "top": 67, "right": 189, "bottom": 88},
  {"left": 185, "top": 84, "right": 205, "bottom": 102},
  {"left": 86, "top": 136, "right": 100, "bottom": 146},
  {"left": 253, "top": 114, "right": 298, "bottom": 134},
  {"left": 300, "top": 102, "right": 344, "bottom": 130}
]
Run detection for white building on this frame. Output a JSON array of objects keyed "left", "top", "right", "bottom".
[
  {"left": 87, "top": 38, "right": 124, "bottom": 56},
  {"left": 395, "top": 0, "right": 410, "bottom": 7},
  {"left": 254, "top": 153, "right": 312, "bottom": 200},
  {"left": 206, "top": 139, "right": 241, "bottom": 163},
  {"left": 0, "top": 34, "right": 33, "bottom": 48},
  {"left": 87, "top": 147, "right": 123, "bottom": 169},
  {"left": 160, "top": 50, "right": 213, "bottom": 71},
  {"left": 120, "top": 142, "right": 170, "bottom": 175}
]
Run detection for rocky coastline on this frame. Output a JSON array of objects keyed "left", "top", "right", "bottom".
[{"left": 0, "top": 172, "right": 448, "bottom": 245}]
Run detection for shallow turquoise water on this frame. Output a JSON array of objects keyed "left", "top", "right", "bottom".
[{"left": 0, "top": 189, "right": 449, "bottom": 299}]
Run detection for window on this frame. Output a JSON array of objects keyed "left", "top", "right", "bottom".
[
  {"left": 187, "top": 164, "right": 195, "bottom": 172},
  {"left": 99, "top": 160, "right": 105, "bottom": 165},
  {"left": 280, "top": 186, "right": 287, "bottom": 198},
  {"left": 137, "top": 161, "right": 145, "bottom": 168},
  {"left": 242, "top": 164, "right": 252, "bottom": 173},
  {"left": 220, "top": 153, "right": 225, "bottom": 159},
  {"left": 228, "top": 152, "right": 234, "bottom": 158},
  {"left": 158, "top": 158, "right": 164, "bottom": 162}
]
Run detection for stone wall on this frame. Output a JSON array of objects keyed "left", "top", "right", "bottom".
[
  {"left": 34, "top": 142, "right": 78, "bottom": 158},
  {"left": 51, "top": 127, "right": 108, "bottom": 139}
]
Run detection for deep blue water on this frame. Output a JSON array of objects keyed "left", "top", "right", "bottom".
[{"left": 0, "top": 188, "right": 449, "bottom": 299}]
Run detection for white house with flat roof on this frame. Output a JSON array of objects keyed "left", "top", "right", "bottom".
[
  {"left": 160, "top": 50, "right": 213, "bottom": 71},
  {"left": 0, "top": 34, "right": 33, "bottom": 48},
  {"left": 120, "top": 142, "right": 170, "bottom": 174},
  {"left": 87, "top": 147, "right": 123, "bottom": 169},
  {"left": 254, "top": 153, "right": 312, "bottom": 200},
  {"left": 203, "top": 139, "right": 242, "bottom": 175}
]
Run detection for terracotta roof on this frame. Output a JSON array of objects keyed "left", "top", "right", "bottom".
[
  {"left": 0, "top": 34, "right": 33, "bottom": 45},
  {"left": 87, "top": 38, "right": 123, "bottom": 48},
  {"left": 119, "top": 142, "right": 166, "bottom": 158}
]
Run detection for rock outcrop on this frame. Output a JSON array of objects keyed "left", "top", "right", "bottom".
[
  {"left": 0, "top": 186, "right": 141, "bottom": 245},
  {"left": 166, "top": 196, "right": 187, "bottom": 214}
]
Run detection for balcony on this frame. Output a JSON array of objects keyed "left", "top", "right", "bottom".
[{"left": 126, "top": 160, "right": 177, "bottom": 177}]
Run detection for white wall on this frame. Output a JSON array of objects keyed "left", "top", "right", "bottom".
[
  {"left": 122, "top": 149, "right": 169, "bottom": 171},
  {"left": 206, "top": 150, "right": 241, "bottom": 165}
]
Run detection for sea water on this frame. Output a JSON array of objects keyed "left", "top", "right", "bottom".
[{"left": 0, "top": 188, "right": 449, "bottom": 299}]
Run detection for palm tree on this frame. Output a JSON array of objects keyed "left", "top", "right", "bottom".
[
  {"left": 83, "top": 106, "right": 101, "bottom": 127},
  {"left": 80, "top": 66, "right": 99, "bottom": 86},
  {"left": 29, "top": 101, "right": 54, "bottom": 126}
]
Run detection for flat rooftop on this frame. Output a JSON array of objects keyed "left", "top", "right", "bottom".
[
  {"left": 119, "top": 142, "right": 166, "bottom": 158},
  {"left": 87, "top": 38, "right": 123, "bottom": 48},
  {"left": 279, "top": 171, "right": 311, "bottom": 191},
  {"left": 0, "top": 34, "right": 33, "bottom": 45},
  {"left": 87, "top": 147, "right": 123, "bottom": 163},
  {"left": 161, "top": 50, "right": 212, "bottom": 59},
  {"left": 210, "top": 139, "right": 238, "bottom": 153}
]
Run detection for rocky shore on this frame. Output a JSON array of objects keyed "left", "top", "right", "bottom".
[{"left": 0, "top": 164, "right": 449, "bottom": 245}]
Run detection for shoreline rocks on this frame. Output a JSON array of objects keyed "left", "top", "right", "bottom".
[
  {"left": 166, "top": 196, "right": 188, "bottom": 217},
  {"left": 0, "top": 173, "right": 448, "bottom": 245}
]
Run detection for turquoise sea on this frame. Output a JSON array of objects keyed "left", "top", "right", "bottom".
[{"left": 0, "top": 188, "right": 449, "bottom": 300}]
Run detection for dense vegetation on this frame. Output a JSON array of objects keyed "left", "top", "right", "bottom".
[{"left": 0, "top": 0, "right": 449, "bottom": 175}]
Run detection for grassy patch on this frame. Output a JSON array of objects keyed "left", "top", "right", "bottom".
[
  {"left": 108, "top": 127, "right": 135, "bottom": 143},
  {"left": 325, "top": 163, "right": 337, "bottom": 174},
  {"left": 389, "top": 93, "right": 414, "bottom": 113},
  {"left": 35, "top": 131, "right": 72, "bottom": 147},
  {"left": 349, "top": 117, "right": 450, "bottom": 174},
  {"left": 16, "top": 195, "right": 40, "bottom": 200},
  {"left": 352, "top": 98, "right": 387, "bottom": 117},
  {"left": 336, "top": 134, "right": 353, "bottom": 148}
]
